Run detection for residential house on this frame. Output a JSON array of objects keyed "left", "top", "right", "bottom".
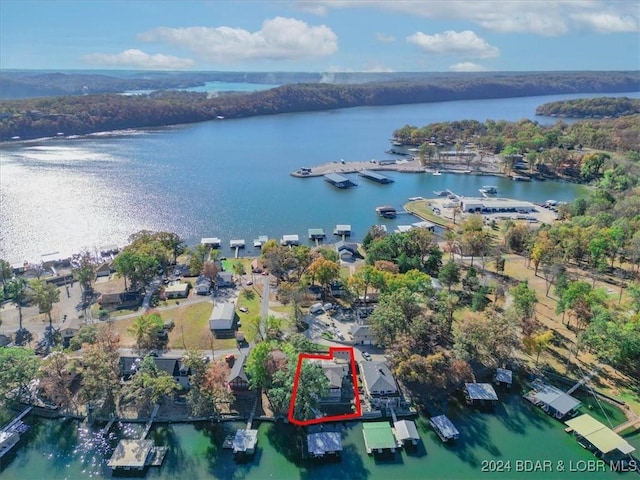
[
  {"left": 350, "top": 324, "right": 375, "bottom": 345},
  {"left": 119, "top": 355, "right": 191, "bottom": 389},
  {"left": 98, "top": 291, "right": 143, "bottom": 311},
  {"left": 216, "top": 271, "right": 234, "bottom": 288},
  {"left": 319, "top": 361, "right": 349, "bottom": 402},
  {"left": 194, "top": 275, "right": 211, "bottom": 295},
  {"left": 95, "top": 262, "right": 112, "bottom": 279},
  {"left": 163, "top": 282, "right": 189, "bottom": 299},
  {"left": 60, "top": 317, "right": 81, "bottom": 347},
  {"left": 360, "top": 361, "right": 402, "bottom": 413},
  {"left": 209, "top": 302, "right": 237, "bottom": 338},
  {"left": 335, "top": 240, "right": 359, "bottom": 262},
  {"left": 226, "top": 353, "right": 250, "bottom": 393}
]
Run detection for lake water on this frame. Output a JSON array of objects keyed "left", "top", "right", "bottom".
[
  {"left": 3, "top": 90, "right": 638, "bottom": 262},
  {"left": 2, "top": 392, "right": 638, "bottom": 479}
]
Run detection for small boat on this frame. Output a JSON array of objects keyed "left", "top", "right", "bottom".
[
  {"left": 376, "top": 206, "right": 397, "bottom": 218},
  {"left": 392, "top": 141, "right": 403, "bottom": 146},
  {"left": 433, "top": 190, "right": 448, "bottom": 196},
  {"left": 408, "top": 196, "right": 425, "bottom": 201},
  {"left": 432, "top": 170, "right": 442, "bottom": 176},
  {"left": 480, "top": 186, "right": 498, "bottom": 194}
]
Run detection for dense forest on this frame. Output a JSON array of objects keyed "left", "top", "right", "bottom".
[
  {"left": 536, "top": 97, "right": 640, "bottom": 118},
  {"left": 1, "top": 71, "right": 638, "bottom": 141}
]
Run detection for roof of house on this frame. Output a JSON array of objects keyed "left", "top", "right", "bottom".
[
  {"left": 360, "top": 361, "right": 397, "bottom": 395},
  {"left": 565, "top": 414, "right": 635, "bottom": 455},
  {"left": 227, "top": 353, "right": 248, "bottom": 384},
  {"left": 120, "top": 356, "right": 184, "bottom": 377},
  {"left": 393, "top": 420, "right": 420, "bottom": 441},
  {"left": 350, "top": 324, "right": 372, "bottom": 337},
  {"left": 196, "top": 275, "right": 211, "bottom": 287},
  {"left": 307, "top": 432, "right": 343, "bottom": 456},
  {"left": 218, "top": 271, "right": 233, "bottom": 282},
  {"left": 320, "top": 362, "right": 348, "bottom": 389},
  {"left": 335, "top": 240, "right": 358, "bottom": 253},
  {"left": 165, "top": 282, "right": 189, "bottom": 294},
  {"left": 362, "top": 422, "right": 397, "bottom": 450},
  {"left": 465, "top": 383, "right": 499, "bottom": 401},
  {"left": 209, "top": 302, "right": 235, "bottom": 330}
]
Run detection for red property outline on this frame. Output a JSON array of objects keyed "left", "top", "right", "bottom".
[{"left": 287, "top": 346, "right": 362, "bottom": 426}]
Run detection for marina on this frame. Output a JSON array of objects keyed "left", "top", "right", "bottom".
[{"left": 324, "top": 173, "right": 357, "bottom": 189}]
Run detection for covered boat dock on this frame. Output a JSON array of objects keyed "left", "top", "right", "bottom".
[
  {"left": 363, "top": 422, "right": 398, "bottom": 454},
  {"left": 430, "top": 415, "right": 459, "bottom": 442},
  {"left": 464, "top": 383, "right": 499, "bottom": 406},
  {"left": 107, "top": 439, "right": 168, "bottom": 472},
  {"left": 565, "top": 414, "right": 635, "bottom": 460},
  {"left": 524, "top": 380, "right": 581, "bottom": 420},
  {"left": 393, "top": 420, "right": 420, "bottom": 446},
  {"left": 306, "top": 431, "right": 343, "bottom": 458},
  {"left": 231, "top": 429, "right": 258, "bottom": 456},
  {"left": 324, "top": 173, "right": 357, "bottom": 188},
  {"left": 359, "top": 170, "right": 394, "bottom": 184}
]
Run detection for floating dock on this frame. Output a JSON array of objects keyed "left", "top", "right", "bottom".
[
  {"left": 253, "top": 235, "right": 268, "bottom": 248},
  {"left": 359, "top": 170, "right": 394, "bottom": 184},
  {"left": 324, "top": 173, "right": 357, "bottom": 188}
]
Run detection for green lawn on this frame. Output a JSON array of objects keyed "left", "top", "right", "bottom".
[{"left": 237, "top": 288, "right": 261, "bottom": 342}]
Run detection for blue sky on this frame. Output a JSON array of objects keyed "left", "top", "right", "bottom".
[{"left": 1, "top": 0, "right": 638, "bottom": 72}]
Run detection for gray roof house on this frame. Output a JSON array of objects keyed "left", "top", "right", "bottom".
[
  {"left": 195, "top": 275, "right": 212, "bottom": 295},
  {"left": 319, "top": 361, "right": 349, "bottom": 401},
  {"left": 360, "top": 361, "right": 401, "bottom": 412},
  {"left": 217, "top": 271, "right": 234, "bottom": 287},
  {"left": 335, "top": 241, "right": 359, "bottom": 261},
  {"left": 209, "top": 302, "right": 237, "bottom": 338},
  {"left": 350, "top": 324, "right": 375, "bottom": 345}
]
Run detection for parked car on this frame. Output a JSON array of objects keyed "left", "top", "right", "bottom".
[
  {"left": 239, "top": 307, "right": 249, "bottom": 313},
  {"left": 362, "top": 352, "right": 371, "bottom": 361},
  {"left": 246, "top": 281, "right": 253, "bottom": 286}
]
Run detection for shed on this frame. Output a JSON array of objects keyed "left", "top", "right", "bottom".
[
  {"left": 209, "top": 302, "right": 236, "bottom": 338},
  {"left": 307, "top": 432, "right": 343, "bottom": 458},
  {"left": 226, "top": 354, "right": 249, "bottom": 392}
]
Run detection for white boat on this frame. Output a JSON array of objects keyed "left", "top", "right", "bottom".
[
  {"left": 408, "top": 196, "right": 424, "bottom": 201},
  {"left": 480, "top": 186, "right": 498, "bottom": 194},
  {"left": 432, "top": 170, "right": 442, "bottom": 176}
]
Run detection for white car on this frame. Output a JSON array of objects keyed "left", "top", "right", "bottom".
[
  {"left": 239, "top": 307, "right": 248, "bottom": 313},
  {"left": 362, "top": 352, "right": 371, "bottom": 361}
]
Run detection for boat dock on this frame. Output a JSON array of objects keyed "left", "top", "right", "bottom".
[
  {"left": 308, "top": 228, "right": 326, "bottom": 245},
  {"left": 101, "top": 415, "right": 116, "bottom": 437},
  {"left": 141, "top": 404, "right": 160, "bottom": 439},
  {"left": 333, "top": 224, "right": 352, "bottom": 239},
  {"left": 359, "top": 170, "right": 394, "bottom": 184},
  {"left": 0, "top": 406, "right": 32, "bottom": 460},
  {"left": 324, "top": 173, "right": 357, "bottom": 188},
  {"left": 201, "top": 237, "right": 221, "bottom": 248},
  {"left": 230, "top": 239, "right": 245, "bottom": 258}
]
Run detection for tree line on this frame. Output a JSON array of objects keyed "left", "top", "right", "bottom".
[
  {"left": 1, "top": 71, "right": 638, "bottom": 141},
  {"left": 535, "top": 97, "right": 640, "bottom": 118}
]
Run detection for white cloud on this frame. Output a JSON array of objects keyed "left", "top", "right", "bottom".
[
  {"left": 303, "top": 1, "right": 639, "bottom": 36},
  {"left": 407, "top": 30, "right": 499, "bottom": 59},
  {"left": 571, "top": 12, "right": 639, "bottom": 33},
  {"left": 83, "top": 49, "right": 194, "bottom": 69},
  {"left": 375, "top": 32, "right": 396, "bottom": 43},
  {"left": 139, "top": 17, "right": 338, "bottom": 63},
  {"left": 449, "top": 62, "right": 489, "bottom": 72}
]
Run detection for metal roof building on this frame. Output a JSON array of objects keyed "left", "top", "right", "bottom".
[{"left": 565, "top": 414, "right": 635, "bottom": 457}]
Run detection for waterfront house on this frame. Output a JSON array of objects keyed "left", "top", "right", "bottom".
[
  {"left": 430, "top": 415, "right": 459, "bottom": 442},
  {"left": 163, "top": 282, "right": 189, "bottom": 299},
  {"left": 523, "top": 379, "right": 581, "bottom": 420},
  {"left": 306, "top": 431, "right": 343, "bottom": 458},
  {"left": 350, "top": 324, "right": 375, "bottom": 345},
  {"left": 95, "top": 261, "right": 112, "bottom": 279},
  {"left": 319, "top": 361, "right": 350, "bottom": 402},
  {"left": 97, "top": 291, "right": 143, "bottom": 311},
  {"left": 464, "top": 383, "right": 499, "bottom": 407},
  {"left": 209, "top": 302, "right": 237, "bottom": 338},
  {"left": 120, "top": 355, "right": 191, "bottom": 389},
  {"left": 335, "top": 240, "right": 359, "bottom": 261},
  {"left": 362, "top": 422, "right": 398, "bottom": 454},
  {"left": 565, "top": 414, "right": 635, "bottom": 461},
  {"left": 226, "top": 354, "right": 250, "bottom": 393},
  {"left": 393, "top": 419, "right": 420, "bottom": 446},
  {"left": 195, "top": 275, "right": 211, "bottom": 295},
  {"left": 216, "top": 271, "right": 234, "bottom": 288},
  {"left": 360, "top": 361, "right": 402, "bottom": 413}
]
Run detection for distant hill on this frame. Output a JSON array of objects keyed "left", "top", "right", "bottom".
[{"left": 1, "top": 71, "right": 639, "bottom": 141}]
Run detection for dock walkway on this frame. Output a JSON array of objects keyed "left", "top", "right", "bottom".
[
  {"left": 1, "top": 406, "right": 32, "bottom": 434},
  {"left": 141, "top": 404, "right": 160, "bottom": 439}
]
